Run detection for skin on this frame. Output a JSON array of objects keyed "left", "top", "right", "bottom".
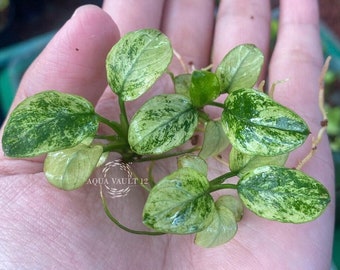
[{"left": 0, "top": 0, "right": 335, "bottom": 269}]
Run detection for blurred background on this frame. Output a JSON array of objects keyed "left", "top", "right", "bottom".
[
  {"left": 0, "top": 0, "right": 103, "bottom": 122},
  {"left": 0, "top": 0, "right": 339, "bottom": 268}
]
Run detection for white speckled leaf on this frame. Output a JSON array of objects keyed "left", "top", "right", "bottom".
[
  {"left": 106, "top": 29, "right": 172, "bottom": 101},
  {"left": 177, "top": 154, "right": 208, "bottom": 176},
  {"left": 216, "top": 195, "right": 243, "bottom": 222},
  {"left": 2, "top": 91, "right": 98, "bottom": 157},
  {"left": 199, "top": 120, "right": 229, "bottom": 159},
  {"left": 143, "top": 167, "right": 215, "bottom": 234},
  {"left": 222, "top": 88, "right": 310, "bottom": 156},
  {"left": 195, "top": 196, "right": 239, "bottom": 248},
  {"left": 96, "top": 151, "right": 109, "bottom": 168},
  {"left": 229, "top": 147, "right": 288, "bottom": 177},
  {"left": 237, "top": 166, "right": 330, "bottom": 223},
  {"left": 44, "top": 143, "right": 103, "bottom": 190},
  {"left": 174, "top": 74, "right": 191, "bottom": 97},
  {"left": 128, "top": 94, "right": 198, "bottom": 154},
  {"left": 216, "top": 44, "right": 264, "bottom": 93}
]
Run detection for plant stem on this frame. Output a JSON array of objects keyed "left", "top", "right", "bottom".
[
  {"left": 96, "top": 113, "right": 124, "bottom": 136},
  {"left": 207, "top": 101, "right": 225, "bottom": 109},
  {"left": 166, "top": 70, "right": 175, "bottom": 84},
  {"left": 198, "top": 110, "right": 211, "bottom": 122},
  {"left": 134, "top": 146, "right": 200, "bottom": 162},
  {"left": 208, "top": 183, "right": 238, "bottom": 193},
  {"left": 100, "top": 186, "right": 164, "bottom": 236},
  {"left": 209, "top": 170, "right": 238, "bottom": 186},
  {"left": 130, "top": 168, "right": 151, "bottom": 192},
  {"left": 119, "top": 98, "right": 129, "bottom": 137},
  {"left": 95, "top": 135, "right": 117, "bottom": 141},
  {"left": 102, "top": 140, "right": 129, "bottom": 153},
  {"left": 147, "top": 161, "right": 156, "bottom": 188}
]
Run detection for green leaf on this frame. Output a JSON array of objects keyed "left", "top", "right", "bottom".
[
  {"left": 2, "top": 91, "right": 98, "bottom": 157},
  {"left": 199, "top": 120, "right": 229, "bottom": 159},
  {"left": 216, "top": 195, "right": 243, "bottom": 222},
  {"left": 189, "top": 70, "right": 220, "bottom": 107},
  {"left": 326, "top": 105, "right": 340, "bottom": 151},
  {"left": 128, "top": 94, "right": 198, "bottom": 154},
  {"left": 229, "top": 147, "right": 288, "bottom": 177},
  {"left": 195, "top": 196, "right": 238, "bottom": 248},
  {"left": 174, "top": 74, "right": 191, "bottom": 97},
  {"left": 216, "top": 44, "right": 264, "bottom": 93},
  {"left": 44, "top": 143, "right": 103, "bottom": 190},
  {"left": 106, "top": 29, "right": 172, "bottom": 101},
  {"left": 177, "top": 154, "right": 208, "bottom": 176},
  {"left": 237, "top": 166, "right": 330, "bottom": 223},
  {"left": 326, "top": 105, "right": 340, "bottom": 136},
  {"left": 222, "top": 88, "right": 310, "bottom": 156},
  {"left": 143, "top": 167, "right": 215, "bottom": 234},
  {"left": 96, "top": 151, "right": 109, "bottom": 168}
]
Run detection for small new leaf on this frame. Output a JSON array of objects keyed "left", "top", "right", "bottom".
[
  {"left": 237, "top": 166, "right": 330, "bottom": 223},
  {"left": 222, "top": 88, "right": 310, "bottom": 156},
  {"left": 199, "top": 120, "right": 229, "bottom": 159},
  {"left": 174, "top": 74, "right": 191, "bottom": 97},
  {"left": 216, "top": 44, "right": 264, "bottom": 93},
  {"left": 128, "top": 94, "right": 198, "bottom": 154},
  {"left": 143, "top": 167, "right": 215, "bottom": 234},
  {"left": 2, "top": 91, "right": 98, "bottom": 157},
  {"left": 177, "top": 154, "right": 208, "bottom": 176},
  {"left": 195, "top": 195, "right": 239, "bottom": 248},
  {"left": 189, "top": 70, "right": 220, "bottom": 108},
  {"left": 216, "top": 195, "right": 243, "bottom": 222},
  {"left": 44, "top": 143, "right": 103, "bottom": 190},
  {"left": 229, "top": 147, "right": 288, "bottom": 177},
  {"left": 106, "top": 29, "right": 172, "bottom": 101}
]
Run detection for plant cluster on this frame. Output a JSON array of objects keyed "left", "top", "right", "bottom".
[{"left": 2, "top": 29, "right": 330, "bottom": 248}]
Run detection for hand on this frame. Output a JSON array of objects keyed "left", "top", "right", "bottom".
[{"left": 0, "top": 0, "right": 335, "bottom": 269}]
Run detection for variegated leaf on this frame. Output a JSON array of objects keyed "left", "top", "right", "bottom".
[
  {"left": 238, "top": 166, "right": 330, "bottom": 223},
  {"left": 143, "top": 167, "right": 215, "bottom": 234},
  {"left": 199, "top": 120, "right": 229, "bottom": 159},
  {"left": 216, "top": 44, "right": 264, "bottom": 93},
  {"left": 177, "top": 154, "right": 208, "bottom": 176},
  {"left": 174, "top": 74, "right": 191, "bottom": 97},
  {"left": 216, "top": 195, "right": 243, "bottom": 222},
  {"left": 44, "top": 143, "right": 103, "bottom": 190},
  {"left": 222, "top": 88, "right": 310, "bottom": 156},
  {"left": 229, "top": 146, "right": 288, "bottom": 177},
  {"left": 2, "top": 91, "right": 98, "bottom": 157},
  {"left": 195, "top": 195, "right": 239, "bottom": 248},
  {"left": 128, "top": 94, "right": 198, "bottom": 154},
  {"left": 106, "top": 29, "right": 172, "bottom": 101}
]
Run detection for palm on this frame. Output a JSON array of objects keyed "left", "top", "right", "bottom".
[{"left": 0, "top": 1, "right": 335, "bottom": 269}]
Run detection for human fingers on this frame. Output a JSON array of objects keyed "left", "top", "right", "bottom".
[
  {"left": 9, "top": 5, "right": 119, "bottom": 110},
  {"left": 102, "top": 0, "right": 165, "bottom": 35},
  {"left": 97, "top": 0, "right": 215, "bottom": 121},
  {"left": 269, "top": 0, "right": 323, "bottom": 127},
  {"left": 212, "top": 0, "right": 271, "bottom": 71},
  {"left": 269, "top": 0, "right": 334, "bottom": 266},
  {"left": 103, "top": 0, "right": 215, "bottom": 71},
  {"left": 0, "top": 5, "right": 119, "bottom": 173},
  {"left": 269, "top": 0, "right": 333, "bottom": 172},
  {"left": 160, "top": 0, "right": 215, "bottom": 73},
  {"left": 96, "top": 0, "right": 166, "bottom": 120}
]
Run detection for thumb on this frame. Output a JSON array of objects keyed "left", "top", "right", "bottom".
[{"left": 11, "top": 4, "right": 120, "bottom": 110}]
